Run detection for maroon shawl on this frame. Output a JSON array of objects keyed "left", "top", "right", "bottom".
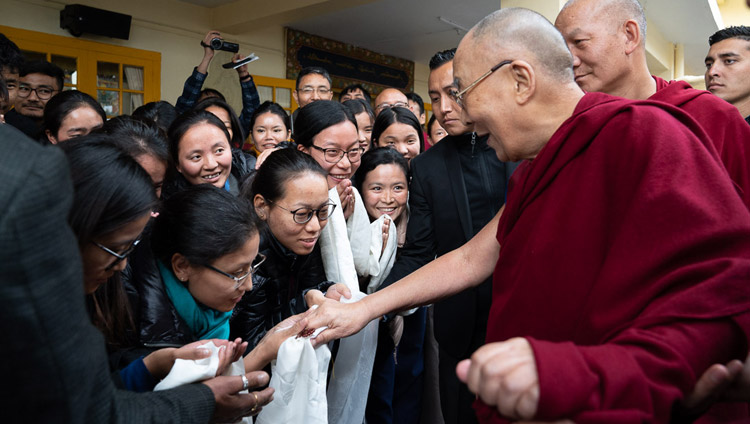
[
  {"left": 651, "top": 76, "right": 750, "bottom": 210},
  {"left": 475, "top": 93, "right": 750, "bottom": 423}
]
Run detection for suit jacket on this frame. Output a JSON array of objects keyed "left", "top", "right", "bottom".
[
  {"left": 0, "top": 124, "right": 216, "bottom": 423},
  {"left": 381, "top": 132, "right": 516, "bottom": 359}
]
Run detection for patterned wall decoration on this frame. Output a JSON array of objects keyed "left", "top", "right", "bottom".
[{"left": 286, "top": 27, "right": 414, "bottom": 97}]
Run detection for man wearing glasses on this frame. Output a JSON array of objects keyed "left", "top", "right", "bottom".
[
  {"left": 373, "top": 88, "right": 409, "bottom": 116},
  {"left": 5, "top": 59, "right": 64, "bottom": 140},
  {"left": 291, "top": 67, "right": 333, "bottom": 133}
]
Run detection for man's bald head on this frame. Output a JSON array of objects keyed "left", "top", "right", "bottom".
[
  {"left": 555, "top": 0, "right": 653, "bottom": 98},
  {"left": 467, "top": 8, "right": 574, "bottom": 84},
  {"left": 374, "top": 88, "right": 408, "bottom": 116},
  {"left": 454, "top": 8, "right": 583, "bottom": 162},
  {"left": 559, "top": 0, "right": 646, "bottom": 45}
]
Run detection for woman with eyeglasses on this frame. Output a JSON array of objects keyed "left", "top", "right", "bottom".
[
  {"left": 62, "top": 136, "right": 248, "bottom": 393},
  {"left": 43, "top": 90, "right": 106, "bottom": 144},
  {"left": 119, "top": 183, "right": 307, "bottom": 389},
  {"left": 231, "top": 148, "right": 346, "bottom": 349}
]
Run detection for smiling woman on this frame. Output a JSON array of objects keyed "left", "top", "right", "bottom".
[
  {"left": 231, "top": 148, "right": 338, "bottom": 349},
  {"left": 163, "top": 109, "right": 256, "bottom": 199}
]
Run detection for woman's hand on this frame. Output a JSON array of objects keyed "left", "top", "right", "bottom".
[
  {"left": 244, "top": 311, "right": 310, "bottom": 371},
  {"left": 336, "top": 179, "right": 354, "bottom": 220},
  {"left": 143, "top": 338, "right": 246, "bottom": 380},
  {"left": 381, "top": 216, "right": 391, "bottom": 255},
  {"left": 323, "top": 283, "right": 352, "bottom": 302}
]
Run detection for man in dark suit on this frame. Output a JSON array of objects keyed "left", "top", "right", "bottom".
[
  {"left": 379, "top": 49, "right": 517, "bottom": 424},
  {"left": 0, "top": 123, "right": 270, "bottom": 423}
]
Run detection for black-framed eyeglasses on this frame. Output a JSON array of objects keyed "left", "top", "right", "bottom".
[
  {"left": 310, "top": 144, "right": 364, "bottom": 164},
  {"left": 268, "top": 200, "right": 337, "bottom": 224},
  {"left": 450, "top": 60, "right": 513, "bottom": 108},
  {"left": 17, "top": 84, "right": 58, "bottom": 100},
  {"left": 205, "top": 253, "right": 267, "bottom": 290},
  {"left": 93, "top": 237, "right": 141, "bottom": 271}
]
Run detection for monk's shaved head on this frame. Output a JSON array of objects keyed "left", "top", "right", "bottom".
[
  {"left": 467, "top": 8, "right": 574, "bottom": 83},
  {"left": 560, "top": 0, "right": 647, "bottom": 44}
]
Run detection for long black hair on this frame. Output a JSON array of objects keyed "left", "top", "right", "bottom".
[
  {"left": 61, "top": 134, "right": 156, "bottom": 245},
  {"left": 167, "top": 109, "right": 231, "bottom": 166},
  {"left": 293, "top": 100, "right": 357, "bottom": 147},
  {"left": 132, "top": 101, "right": 178, "bottom": 133},
  {"left": 61, "top": 134, "right": 156, "bottom": 350},
  {"left": 152, "top": 185, "right": 259, "bottom": 267},
  {"left": 43, "top": 90, "right": 106, "bottom": 141},
  {"left": 193, "top": 97, "right": 245, "bottom": 149}
]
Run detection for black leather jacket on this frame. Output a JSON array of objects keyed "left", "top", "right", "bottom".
[{"left": 230, "top": 227, "right": 333, "bottom": 352}]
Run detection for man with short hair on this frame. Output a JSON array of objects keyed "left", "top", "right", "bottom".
[
  {"left": 373, "top": 49, "right": 516, "bottom": 424},
  {"left": 305, "top": 7, "right": 750, "bottom": 422},
  {"left": 705, "top": 26, "right": 750, "bottom": 125},
  {"left": 555, "top": 0, "right": 750, "bottom": 210},
  {"left": 0, "top": 33, "right": 23, "bottom": 120},
  {"left": 374, "top": 88, "right": 408, "bottom": 116},
  {"left": 290, "top": 66, "right": 333, "bottom": 133},
  {"left": 339, "top": 83, "right": 371, "bottom": 103},
  {"left": 6, "top": 60, "right": 64, "bottom": 139}
]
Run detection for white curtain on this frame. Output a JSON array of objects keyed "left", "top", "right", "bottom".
[{"left": 124, "top": 66, "right": 144, "bottom": 110}]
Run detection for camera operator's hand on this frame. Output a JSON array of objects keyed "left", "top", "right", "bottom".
[
  {"left": 233, "top": 53, "right": 251, "bottom": 81},
  {"left": 198, "top": 30, "right": 222, "bottom": 74}
]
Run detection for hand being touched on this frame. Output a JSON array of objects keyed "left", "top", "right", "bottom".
[
  {"left": 323, "top": 283, "right": 352, "bottom": 302},
  {"left": 456, "top": 338, "right": 539, "bottom": 421},
  {"left": 203, "top": 371, "right": 273, "bottom": 422},
  {"left": 302, "top": 289, "right": 373, "bottom": 347}
]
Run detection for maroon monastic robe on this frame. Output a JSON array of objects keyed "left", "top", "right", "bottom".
[
  {"left": 650, "top": 76, "right": 750, "bottom": 210},
  {"left": 475, "top": 93, "right": 750, "bottom": 423}
]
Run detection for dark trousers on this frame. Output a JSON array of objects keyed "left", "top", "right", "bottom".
[{"left": 366, "top": 307, "right": 427, "bottom": 424}]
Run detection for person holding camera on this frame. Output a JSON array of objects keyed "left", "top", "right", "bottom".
[{"left": 175, "top": 30, "right": 260, "bottom": 146}]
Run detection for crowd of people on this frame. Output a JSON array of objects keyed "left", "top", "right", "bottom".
[{"left": 2, "top": 0, "right": 750, "bottom": 422}]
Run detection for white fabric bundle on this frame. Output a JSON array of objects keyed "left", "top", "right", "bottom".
[
  {"left": 154, "top": 341, "right": 251, "bottom": 424},
  {"left": 255, "top": 330, "right": 331, "bottom": 424}
]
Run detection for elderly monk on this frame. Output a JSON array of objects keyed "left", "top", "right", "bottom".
[
  {"left": 304, "top": 8, "right": 750, "bottom": 423},
  {"left": 555, "top": 0, "right": 750, "bottom": 210}
]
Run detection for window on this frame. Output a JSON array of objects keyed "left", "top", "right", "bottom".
[
  {"left": 3, "top": 25, "right": 160, "bottom": 118},
  {"left": 253, "top": 75, "right": 297, "bottom": 114}
]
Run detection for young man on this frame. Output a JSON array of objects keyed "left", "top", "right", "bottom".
[
  {"left": 705, "top": 26, "right": 750, "bottom": 125},
  {"left": 290, "top": 66, "right": 333, "bottom": 133},
  {"left": 339, "top": 83, "right": 371, "bottom": 103},
  {"left": 6, "top": 60, "right": 63, "bottom": 139},
  {"left": 0, "top": 33, "right": 23, "bottom": 120}
]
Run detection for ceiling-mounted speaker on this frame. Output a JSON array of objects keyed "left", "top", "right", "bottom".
[{"left": 60, "top": 4, "right": 132, "bottom": 40}]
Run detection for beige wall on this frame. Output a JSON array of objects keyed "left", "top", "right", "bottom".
[
  {"left": 0, "top": 0, "right": 429, "bottom": 110},
  {"left": 718, "top": 0, "right": 750, "bottom": 27}
]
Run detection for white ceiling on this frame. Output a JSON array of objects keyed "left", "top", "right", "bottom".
[
  {"left": 175, "top": 0, "right": 721, "bottom": 75},
  {"left": 286, "top": 0, "right": 501, "bottom": 65}
]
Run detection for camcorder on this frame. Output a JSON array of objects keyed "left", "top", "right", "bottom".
[{"left": 201, "top": 37, "right": 239, "bottom": 53}]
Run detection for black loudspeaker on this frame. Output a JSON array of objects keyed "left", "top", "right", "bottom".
[{"left": 60, "top": 4, "right": 132, "bottom": 40}]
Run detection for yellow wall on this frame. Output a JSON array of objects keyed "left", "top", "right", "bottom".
[
  {"left": 718, "top": 0, "right": 750, "bottom": 27},
  {"left": 0, "top": 0, "right": 430, "bottom": 109}
]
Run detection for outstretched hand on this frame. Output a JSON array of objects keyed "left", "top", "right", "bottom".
[
  {"left": 456, "top": 338, "right": 539, "bottom": 420},
  {"left": 302, "top": 289, "right": 373, "bottom": 347},
  {"left": 143, "top": 338, "right": 247, "bottom": 380},
  {"left": 203, "top": 371, "right": 273, "bottom": 422}
]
